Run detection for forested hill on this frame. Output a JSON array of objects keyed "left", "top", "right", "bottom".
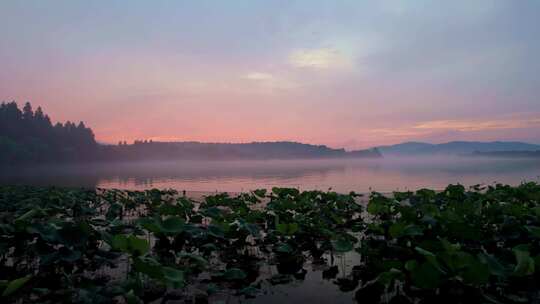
[
  {"left": 0, "top": 102, "right": 381, "bottom": 163},
  {"left": 0, "top": 102, "right": 96, "bottom": 163},
  {"left": 107, "top": 141, "right": 382, "bottom": 161}
]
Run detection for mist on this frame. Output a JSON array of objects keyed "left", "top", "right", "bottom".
[{"left": 1, "top": 156, "right": 539, "bottom": 193}]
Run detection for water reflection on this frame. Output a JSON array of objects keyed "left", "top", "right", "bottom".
[{"left": 0, "top": 157, "right": 539, "bottom": 192}]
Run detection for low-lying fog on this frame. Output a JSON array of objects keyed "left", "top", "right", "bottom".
[{"left": 1, "top": 156, "right": 539, "bottom": 193}]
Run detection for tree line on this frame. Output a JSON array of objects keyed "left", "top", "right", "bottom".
[
  {"left": 0, "top": 101, "right": 96, "bottom": 163},
  {"left": 0, "top": 101, "right": 381, "bottom": 164}
]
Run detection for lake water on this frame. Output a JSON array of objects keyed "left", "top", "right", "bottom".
[{"left": 2, "top": 157, "right": 540, "bottom": 193}]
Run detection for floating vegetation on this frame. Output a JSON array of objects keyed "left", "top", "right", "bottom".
[{"left": 1, "top": 183, "right": 540, "bottom": 303}]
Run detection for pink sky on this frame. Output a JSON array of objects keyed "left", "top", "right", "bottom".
[{"left": 1, "top": 1, "right": 539, "bottom": 149}]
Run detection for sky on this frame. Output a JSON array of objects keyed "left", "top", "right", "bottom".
[{"left": 1, "top": 0, "right": 539, "bottom": 149}]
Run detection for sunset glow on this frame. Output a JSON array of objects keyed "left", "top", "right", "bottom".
[{"left": 1, "top": 1, "right": 539, "bottom": 149}]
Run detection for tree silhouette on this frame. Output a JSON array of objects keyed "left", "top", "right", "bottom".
[{"left": 0, "top": 101, "right": 97, "bottom": 163}]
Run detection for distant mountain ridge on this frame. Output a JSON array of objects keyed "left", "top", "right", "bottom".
[
  {"left": 106, "top": 141, "right": 382, "bottom": 161},
  {"left": 471, "top": 150, "right": 540, "bottom": 158},
  {"left": 376, "top": 141, "right": 540, "bottom": 156}
]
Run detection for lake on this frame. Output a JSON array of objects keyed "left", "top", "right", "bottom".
[{"left": 1, "top": 156, "right": 539, "bottom": 193}]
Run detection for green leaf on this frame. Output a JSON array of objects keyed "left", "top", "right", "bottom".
[
  {"left": 479, "top": 253, "right": 507, "bottom": 277},
  {"left": 28, "top": 223, "right": 60, "bottom": 243},
  {"left": 58, "top": 247, "right": 82, "bottom": 262},
  {"left": 201, "top": 243, "right": 218, "bottom": 252},
  {"left": 138, "top": 218, "right": 161, "bottom": 234},
  {"left": 512, "top": 245, "right": 535, "bottom": 276},
  {"left": 461, "top": 257, "right": 490, "bottom": 285},
  {"left": 223, "top": 268, "right": 247, "bottom": 281},
  {"left": 276, "top": 222, "right": 298, "bottom": 235},
  {"left": 162, "top": 267, "right": 185, "bottom": 288},
  {"left": 405, "top": 260, "right": 418, "bottom": 272},
  {"left": 160, "top": 217, "right": 185, "bottom": 234},
  {"left": 112, "top": 235, "right": 150, "bottom": 256},
  {"left": 367, "top": 196, "right": 390, "bottom": 215},
  {"left": 207, "top": 225, "right": 225, "bottom": 238},
  {"left": 127, "top": 236, "right": 149, "bottom": 256},
  {"left": 240, "top": 286, "right": 261, "bottom": 297},
  {"left": 15, "top": 208, "right": 39, "bottom": 222},
  {"left": 106, "top": 203, "right": 123, "bottom": 220},
  {"left": 111, "top": 234, "right": 129, "bottom": 251},
  {"left": 253, "top": 189, "right": 267, "bottom": 198},
  {"left": 332, "top": 238, "right": 354, "bottom": 253},
  {"left": 125, "top": 290, "right": 142, "bottom": 304},
  {"left": 525, "top": 226, "right": 540, "bottom": 238},
  {"left": 203, "top": 207, "right": 222, "bottom": 219},
  {"left": 415, "top": 247, "right": 446, "bottom": 274},
  {"left": 239, "top": 221, "right": 260, "bottom": 237},
  {"left": 275, "top": 243, "right": 293, "bottom": 254},
  {"left": 411, "top": 262, "right": 443, "bottom": 289},
  {"left": 389, "top": 223, "right": 405, "bottom": 239},
  {"left": 2, "top": 276, "right": 31, "bottom": 297},
  {"left": 377, "top": 269, "right": 404, "bottom": 287},
  {"left": 178, "top": 253, "right": 208, "bottom": 267},
  {"left": 389, "top": 223, "right": 423, "bottom": 238},
  {"left": 133, "top": 257, "right": 164, "bottom": 280},
  {"left": 445, "top": 222, "right": 481, "bottom": 241},
  {"left": 440, "top": 238, "right": 460, "bottom": 253},
  {"left": 206, "top": 283, "right": 219, "bottom": 295}
]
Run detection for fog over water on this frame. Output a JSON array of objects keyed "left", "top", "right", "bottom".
[{"left": 1, "top": 157, "right": 539, "bottom": 193}]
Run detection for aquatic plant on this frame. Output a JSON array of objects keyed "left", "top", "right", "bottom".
[{"left": 1, "top": 183, "right": 540, "bottom": 303}]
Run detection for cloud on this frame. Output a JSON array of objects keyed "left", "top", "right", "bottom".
[
  {"left": 413, "top": 118, "right": 540, "bottom": 132},
  {"left": 289, "top": 48, "right": 351, "bottom": 69},
  {"left": 368, "top": 128, "right": 433, "bottom": 138},
  {"left": 242, "top": 71, "right": 297, "bottom": 90},
  {"left": 360, "top": 116, "right": 540, "bottom": 146},
  {"left": 244, "top": 72, "right": 274, "bottom": 81}
]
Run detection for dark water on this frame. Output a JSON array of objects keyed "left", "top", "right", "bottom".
[{"left": 1, "top": 156, "right": 539, "bottom": 192}]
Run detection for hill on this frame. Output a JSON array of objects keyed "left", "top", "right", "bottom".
[
  {"left": 470, "top": 150, "right": 540, "bottom": 158},
  {"left": 377, "top": 141, "right": 540, "bottom": 156},
  {"left": 103, "top": 141, "right": 382, "bottom": 161}
]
